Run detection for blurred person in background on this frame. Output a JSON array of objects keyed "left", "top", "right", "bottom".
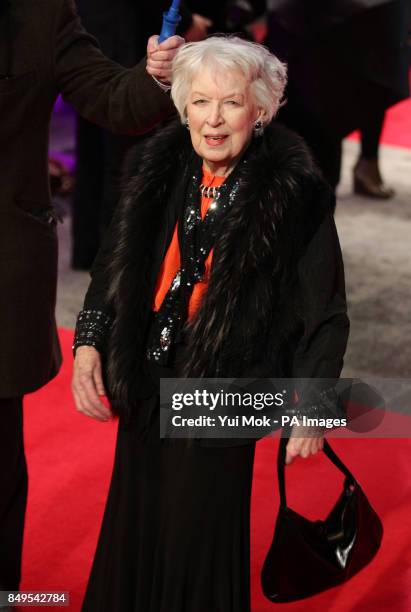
[
  {"left": 72, "top": 0, "right": 213, "bottom": 270},
  {"left": 186, "top": 0, "right": 266, "bottom": 38},
  {"left": 0, "top": 0, "right": 182, "bottom": 597},
  {"left": 266, "top": 0, "right": 410, "bottom": 197}
]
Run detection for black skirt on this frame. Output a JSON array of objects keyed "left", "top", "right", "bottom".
[{"left": 82, "top": 396, "right": 256, "bottom": 612}]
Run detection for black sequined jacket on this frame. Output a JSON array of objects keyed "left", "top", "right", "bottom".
[{"left": 74, "top": 118, "right": 350, "bottom": 427}]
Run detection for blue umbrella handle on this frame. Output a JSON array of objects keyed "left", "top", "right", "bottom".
[{"left": 158, "top": 0, "right": 182, "bottom": 43}]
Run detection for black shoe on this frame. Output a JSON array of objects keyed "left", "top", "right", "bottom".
[{"left": 353, "top": 157, "right": 395, "bottom": 199}]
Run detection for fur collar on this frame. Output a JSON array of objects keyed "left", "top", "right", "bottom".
[{"left": 106, "top": 118, "right": 332, "bottom": 407}]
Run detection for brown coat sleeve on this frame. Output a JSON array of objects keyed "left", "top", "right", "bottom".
[{"left": 52, "top": 0, "right": 175, "bottom": 134}]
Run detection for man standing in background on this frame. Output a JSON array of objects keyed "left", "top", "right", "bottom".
[
  {"left": 266, "top": 0, "right": 410, "bottom": 192},
  {"left": 0, "top": 0, "right": 182, "bottom": 596}
]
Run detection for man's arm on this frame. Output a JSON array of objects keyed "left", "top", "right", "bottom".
[{"left": 53, "top": 0, "right": 178, "bottom": 134}]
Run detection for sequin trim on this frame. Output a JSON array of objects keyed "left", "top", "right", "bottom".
[
  {"left": 72, "top": 309, "right": 113, "bottom": 355},
  {"left": 285, "top": 386, "right": 345, "bottom": 420},
  {"left": 146, "top": 160, "right": 245, "bottom": 365}
]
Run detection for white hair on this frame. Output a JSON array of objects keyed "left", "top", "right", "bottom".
[{"left": 171, "top": 36, "right": 287, "bottom": 125}]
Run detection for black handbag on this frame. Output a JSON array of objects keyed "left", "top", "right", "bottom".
[{"left": 261, "top": 435, "right": 383, "bottom": 603}]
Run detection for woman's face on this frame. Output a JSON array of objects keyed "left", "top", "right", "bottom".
[{"left": 186, "top": 67, "right": 263, "bottom": 176}]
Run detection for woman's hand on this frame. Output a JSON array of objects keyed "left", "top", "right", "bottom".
[
  {"left": 285, "top": 426, "right": 324, "bottom": 465},
  {"left": 72, "top": 346, "right": 112, "bottom": 422}
]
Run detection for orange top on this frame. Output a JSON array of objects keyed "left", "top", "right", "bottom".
[{"left": 153, "top": 167, "right": 225, "bottom": 320}]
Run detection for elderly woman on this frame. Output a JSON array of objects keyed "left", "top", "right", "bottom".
[{"left": 72, "top": 36, "right": 349, "bottom": 612}]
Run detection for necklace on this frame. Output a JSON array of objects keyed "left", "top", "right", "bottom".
[{"left": 199, "top": 184, "right": 221, "bottom": 200}]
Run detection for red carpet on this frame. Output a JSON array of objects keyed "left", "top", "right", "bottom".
[
  {"left": 377, "top": 93, "right": 411, "bottom": 148},
  {"left": 20, "top": 329, "right": 411, "bottom": 610}
]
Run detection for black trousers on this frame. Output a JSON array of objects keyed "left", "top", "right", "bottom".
[
  {"left": 0, "top": 397, "right": 27, "bottom": 590},
  {"left": 360, "top": 109, "right": 386, "bottom": 160},
  {"left": 278, "top": 97, "right": 342, "bottom": 191},
  {"left": 71, "top": 116, "right": 137, "bottom": 269}
]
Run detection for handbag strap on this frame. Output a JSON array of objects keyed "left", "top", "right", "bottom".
[{"left": 277, "top": 432, "right": 357, "bottom": 508}]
